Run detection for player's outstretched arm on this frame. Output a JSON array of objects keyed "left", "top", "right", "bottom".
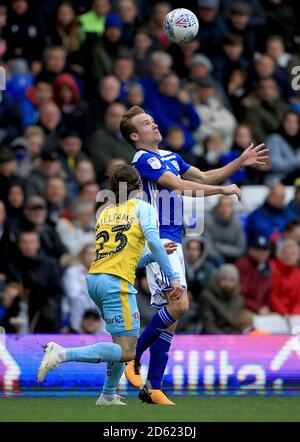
[
  {"left": 157, "top": 172, "right": 242, "bottom": 200},
  {"left": 136, "top": 242, "right": 177, "bottom": 269},
  {"left": 182, "top": 143, "right": 268, "bottom": 185}
]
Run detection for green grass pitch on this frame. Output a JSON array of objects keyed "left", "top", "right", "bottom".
[{"left": 1, "top": 396, "right": 300, "bottom": 422}]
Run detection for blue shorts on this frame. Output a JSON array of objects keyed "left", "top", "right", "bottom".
[{"left": 86, "top": 273, "right": 140, "bottom": 337}]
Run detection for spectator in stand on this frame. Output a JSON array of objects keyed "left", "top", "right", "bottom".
[
  {"left": 189, "top": 53, "right": 213, "bottom": 82},
  {"left": 146, "top": 2, "right": 171, "bottom": 49},
  {"left": 244, "top": 78, "right": 289, "bottom": 143},
  {"left": 48, "top": 1, "right": 81, "bottom": 61},
  {"left": 6, "top": 183, "right": 25, "bottom": 231},
  {"left": 91, "top": 12, "right": 125, "bottom": 84},
  {"left": 21, "top": 74, "right": 54, "bottom": 128},
  {"left": 183, "top": 237, "right": 216, "bottom": 301},
  {"left": 251, "top": 52, "right": 293, "bottom": 101},
  {"left": 165, "top": 127, "right": 193, "bottom": 163},
  {"left": 0, "top": 281, "right": 29, "bottom": 333},
  {"left": 9, "top": 196, "right": 67, "bottom": 261},
  {"left": 247, "top": 183, "right": 293, "bottom": 242},
  {"left": 23, "top": 125, "right": 45, "bottom": 163},
  {"left": 266, "top": 111, "right": 300, "bottom": 185},
  {"left": 235, "top": 235, "right": 272, "bottom": 314},
  {"left": 193, "top": 76, "right": 237, "bottom": 150},
  {"left": 270, "top": 240, "right": 300, "bottom": 315},
  {"left": 44, "top": 176, "right": 68, "bottom": 225},
  {"left": 0, "top": 3, "right": 7, "bottom": 41},
  {"left": 225, "top": 2, "right": 256, "bottom": 62},
  {"left": 80, "top": 309, "right": 106, "bottom": 334},
  {"left": 0, "top": 200, "right": 8, "bottom": 280},
  {"left": 140, "top": 51, "right": 172, "bottom": 109},
  {"left": 288, "top": 180, "right": 300, "bottom": 222},
  {"left": 264, "top": 0, "right": 297, "bottom": 49},
  {"left": 265, "top": 35, "right": 291, "bottom": 69},
  {"left": 280, "top": 220, "right": 300, "bottom": 250},
  {"left": 221, "top": 0, "right": 266, "bottom": 28},
  {"left": 74, "top": 159, "right": 96, "bottom": 191},
  {"left": 195, "top": 134, "right": 223, "bottom": 172},
  {"left": 5, "top": 0, "right": 47, "bottom": 63},
  {"left": 201, "top": 264, "right": 244, "bottom": 333},
  {"left": 41, "top": 46, "right": 68, "bottom": 82},
  {"left": 5, "top": 58, "right": 34, "bottom": 105},
  {"left": 188, "top": 54, "right": 229, "bottom": 107},
  {"left": 56, "top": 198, "right": 95, "bottom": 256},
  {"left": 26, "top": 150, "right": 63, "bottom": 197},
  {"left": 90, "top": 75, "right": 121, "bottom": 129},
  {"left": 6, "top": 230, "right": 62, "bottom": 332},
  {"left": 79, "top": 0, "right": 111, "bottom": 42},
  {"left": 0, "top": 91, "right": 22, "bottom": 143},
  {"left": 221, "top": 123, "right": 269, "bottom": 185},
  {"left": 57, "top": 128, "right": 86, "bottom": 184},
  {"left": 79, "top": 182, "right": 100, "bottom": 202},
  {"left": 226, "top": 68, "right": 248, "bottom": 118},
  {"left": 213, "top": 34, "right": 249, "bottom": 88},
  {"left": 132, "top": 28, "right": 157, "bottom": 78},
  {"left": 10, "top": 136, "right": 33, "bottom": 179},
  {"left": 118, "top": 0, "right": 141, "bottom": 47},
  {"left": 54, "top": 73, "right": 91, "bottom": 140},
  {"left": 99, "top": 157, "right": 127, "bottom": 190},
  {"left": 113, "top": 53, "right": 137, "bottom": 100},
  {"left": 61, "top": 243, "right": 99, "bottom": 333},
  {"left": 148, "top": 72, "right": 200, "bottom": 152},
  {"left": 288, "top": 34, "right": 300, "bottom": 77},
  {"left": 0, "top": 148, "right": 19, "bottom": 206},
  {"left": 196, "top": 0, "right": 228, "bottom": 57},
  {"left": 204, "top": 195, "right": 246, "bottom": 264},
  {"left": 168, "top": 39, "right": 200, "bottom": 80},
  {"left": 126, "top": 83, "right": 148, "bottom": 111},
  {"left": 88, "top": 102, "right": 134, "bottom": 181},
  {"left": 37, "top": 102, "right": 63, "bottom": 151},
  {"left": 219, "top": 123, "right": 250, "bottom": 185}
]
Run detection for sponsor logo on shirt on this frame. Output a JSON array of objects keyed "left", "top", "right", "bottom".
[{"left": 105, "top": 315, "right": 123, "bottom": 324}]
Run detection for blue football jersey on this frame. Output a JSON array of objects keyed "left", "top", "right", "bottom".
[{"left": 132, "top": 148, "right": 191, "bottom": 243}]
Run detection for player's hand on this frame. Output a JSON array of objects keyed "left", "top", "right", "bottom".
[
  {"left": 164, "top": 241, "right": 177, "bottom": 255},
  {"left": 222, "top": 184, "right": 242, "bottom": 201},
  {"left": 240, "top": 142, "right": 269, "bottom": 167},
  {"left": 169, "top": 280, "right": 184, "bottom": 301}
]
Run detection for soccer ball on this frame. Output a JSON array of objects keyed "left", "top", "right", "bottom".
[{"left": 163, "top": 8, "right": 199, "bottom": 45}]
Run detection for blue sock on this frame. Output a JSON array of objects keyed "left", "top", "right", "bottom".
[
  {"left": 147, "top": 332, "right": 173, "bottom": 389},
  {"left": 102, "top": 361, "right": 125, "bottom": 398},
  {"left": 135, "top": 307, "right": 175, "bottom": 361},
  {"left": 65, "top": 342, "right": 122, "bottom": 363}
]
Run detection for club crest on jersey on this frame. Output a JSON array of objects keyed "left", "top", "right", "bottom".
[
  {"left": 147, "top": 157, "right": 161, "bottom": 170},
  {"left": 133, "top": 312, "right": 140, "bottom": 321}
]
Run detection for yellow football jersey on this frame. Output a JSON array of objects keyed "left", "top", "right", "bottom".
[{"left": 89, "top": 199, "right": 145, "bottom": 285}]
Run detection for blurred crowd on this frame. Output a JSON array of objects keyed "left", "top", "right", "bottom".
[{"left": 0, "top": 0, "right": 300, "bottom": 335}]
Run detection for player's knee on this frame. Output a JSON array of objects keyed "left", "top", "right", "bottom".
[
  {"left": 178, "top": 301, "right": 189, "bottom": 316},
  {"left": 174, "top": 297, "right": 189, "bottom": 317}
]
